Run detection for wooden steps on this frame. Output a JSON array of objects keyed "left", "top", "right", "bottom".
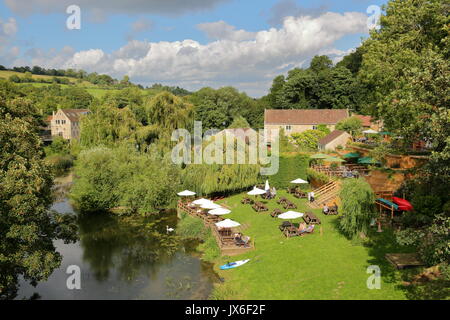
[{"left": 308, "top": 180, "right": 341, "bottom": 209}]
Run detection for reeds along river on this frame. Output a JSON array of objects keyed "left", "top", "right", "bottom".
[{"left": 16, "top": 173, "right": 218, "bottom": 300}]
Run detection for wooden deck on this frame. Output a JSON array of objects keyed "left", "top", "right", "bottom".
[
  {"left": 385, "top": 253, "right": 425, "bottom": 269},
  {"left": 177, "top": 201, "right": 254, "bottom": 256}
]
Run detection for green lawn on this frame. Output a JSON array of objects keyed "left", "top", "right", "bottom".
[{"left": 210, "top": 190, "right": 414, "bottom": 300}]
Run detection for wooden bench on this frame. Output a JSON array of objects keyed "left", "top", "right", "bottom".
[
  {"left": 303, "top": 212, "right": 321, "bottom": 224},
  {"left": 385, "top": 253, "right": 425, "bottom": 269},
  {"left": 270, "top": 208, "right": 283, "bottom": 218}
]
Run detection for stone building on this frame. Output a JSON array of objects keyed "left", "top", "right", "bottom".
[{"left": 50, "top": 109, "right": 89, "bottom": 140}]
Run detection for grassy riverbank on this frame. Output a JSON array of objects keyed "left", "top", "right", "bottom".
[{"left": 192, "top": 190, "right": 416, "bottom": 300}]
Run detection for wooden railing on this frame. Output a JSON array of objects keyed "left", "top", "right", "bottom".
[
  {"left": 177, "top": 200, "right": 254, "bottom": 255},
  {"left": 311, "top": 165, "right": 370, "bottom": 177}
]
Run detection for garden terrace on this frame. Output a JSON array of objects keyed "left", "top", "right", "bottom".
[
  {"left": 177, "top": 200, "right": 254, "bottom": 256},
  {"left": 310, "top": 164, "right": 370, "bottom": 178}
]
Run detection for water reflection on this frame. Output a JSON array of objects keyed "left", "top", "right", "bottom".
[{"left": 16, "top": 177, "right": 217, "bottom": 300}]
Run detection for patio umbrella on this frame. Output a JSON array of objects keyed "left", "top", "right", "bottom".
[
  {"left": 343, "top": 152, "right": 360, "bottom": 159},
  {"left": 208, "top": 208, "right": 231, "bottom": 215},
  {"left": 278, "top": 211, "right": 304, "bottom": 220},
  {"left": 177, "top": 190, "right": 196, "bottom": 196},
  {"left": 215, "top": 219, "right": 241, "bottom": 228},
  {"left": 310, "top": 153, "right": 329, "bottom": 159},
  {"left": 201, "top": 202, "right": 222, "bottom": 210},
  {"left": 192, "top": 198, "right": 212, "bottom": 205},
  {"left": 363, "top": 129, "right": 378, "bottom": 134},
  {"left": 291, "top": 178, "right": 308, "bottom": 184},
  {"left": 358, "top": 157, "right": 380, "bottom": 165},
  {"left": 324, "top": 156, "right": 345, "bottom": 163},
  {"left": 247, "top": 187, "right": 266, "bottom": 196},
  {"left": 264, "top": 180, "right": 270, "bottom": 191}
]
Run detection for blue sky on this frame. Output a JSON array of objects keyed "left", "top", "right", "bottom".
[{"left": 0, "top": 0, "right": 387, "bottom": 96}]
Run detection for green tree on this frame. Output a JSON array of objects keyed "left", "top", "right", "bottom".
[
  {"left": 228, "top": 115, "right": 250, "bottom": 129},
  {"left": 338, "top": 178, "right": 376, "bottom": 239},
  {"left": 190, "top": 87, "right": 253, "bottom": 130},
  {"left": 358, "top": 0, "right": 449, "bottom": 147},
  {"left": 309, "top": 55, "right": 333, "bottom": 73},
  {"left": 290, "top": 129, "right": 327, "bottom": 151},
  {"left": 336, "top": 116, "right": 362, "bottom": 137},
  {"left": 0, "top": 97, "right": 77, "bottom": 299}
]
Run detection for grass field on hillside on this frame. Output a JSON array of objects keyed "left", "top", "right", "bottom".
[
  {"left": 0, "top": 70, "right": 93, "bottom": 85},
  {"left": 207, "top": 190, "right": 416, "bottom": 300}
]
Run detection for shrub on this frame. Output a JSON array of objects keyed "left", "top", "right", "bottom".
[
  {"left": 291, "top": 130, "right": 327, "bottom": 151},
  {"left": 270, "top": 153, "right": 309, "bottom": 189},
  {"left": 45, "top": 154, "right": 74, "bottom": 174},
  {"left": 306, "top": 168, "right": 330, "bottom": 186}
]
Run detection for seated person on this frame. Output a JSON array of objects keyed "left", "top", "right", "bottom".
[
  {"left": 323, "top": 205, "right": 329, "bottom": 214},
  {"left": 298, "top": 223, "right": 314, "bottom": 234}
]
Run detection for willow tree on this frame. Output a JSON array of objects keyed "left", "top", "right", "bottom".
[
  {"left": 145, "top": 91, "right": 194, "bottom": 139},
  {"left": 339, "top": 178, "right": 376, "bottom": 239},
  {"left": 80, "top": 104, "right": 154, "bottom": 149},
  {"left": 182, "top": 163, "right": 260, "bottom": 195}
]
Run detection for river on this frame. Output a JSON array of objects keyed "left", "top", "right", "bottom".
[{"left": 15, "top": 174, "right": 218, "bottom": 300}]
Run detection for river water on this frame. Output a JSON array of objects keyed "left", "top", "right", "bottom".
[{"left": 15, "top": 174, "right": 217, "bottom": 300}]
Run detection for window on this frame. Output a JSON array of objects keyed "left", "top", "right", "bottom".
[
  {"left": 58, "top": 132, "right": 63, "bottom": 137},
  {"left": 56, "top": 120, "right": 60, "bottom": 124},
  {"left": 285, "top": 125, "right": 292, "bottom": 131}
]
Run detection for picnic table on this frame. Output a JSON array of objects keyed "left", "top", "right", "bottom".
[
  {"left": 287, "top": 186, "right": 297, "bottom": 194},
  {"left": 241, "top": 197, "right": 253, "bottom": 204},
  {"left": 282, "top": 201, "right": 297, "bottom": 209},
  {"left": 327, "top": 205, "right": 338, "bottom": 215},
  {"left": 294, "top": 191, "right": 307, "bottom": 199},
  {"left": 283, "top": 226, "right": 299, "bottom": 238},
  {"left": 252, "top": 201, "right": 268, "bottom": 212},
  {"left": 303, "top": 212, "right": 321, "bottom": 224},
  {"left": 279, "top": 221, "right": 293, "bottom": 232},
  {"left": 270, "top": 208, "right": 283, "bottom": 218},
  {"left": 277, "top": 197, "right": 288, "bottom": 204}
]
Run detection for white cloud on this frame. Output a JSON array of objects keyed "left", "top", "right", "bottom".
[
  {"left": 197, "top": 21, "right": 256, "bottom": 41},
  {"left": 12, "top": 12, "right": 368, "bottom": 96},
  {"left": 0, "top": 17, "right": 19, "bottom": 66},
  {"left": 4, "top": 0, "right": 229, "bottom": 17},
  {"left": 0, "top": 17, "right": 17, "bottom": 43}
]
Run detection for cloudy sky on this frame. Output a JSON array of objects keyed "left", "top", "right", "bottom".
[{"left": 0, "top": 0, "right": 386, "bottom": 97}]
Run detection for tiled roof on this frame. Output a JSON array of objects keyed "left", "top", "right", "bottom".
[
  {"left": 318, "top": 130, "right": 347, "bottom": 145},
  {"left": 60, "top": 109, "right": 90, "bottom": 122},
  {"left": 264, "top": 109, "right": 349, "bottom": 125},
  {"left": 354, "top": 115, "right": 373, "bottom": 127}
]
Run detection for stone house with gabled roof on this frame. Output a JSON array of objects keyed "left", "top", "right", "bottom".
[
  {"left": 318, "top": 130, "right": 352, "bottom": 151},
  {"left": 51, "top": 109, "right": 90, "bottom": 140},
  {"left": 264, "top": 109, "right": 350, "bottom": 143}
]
